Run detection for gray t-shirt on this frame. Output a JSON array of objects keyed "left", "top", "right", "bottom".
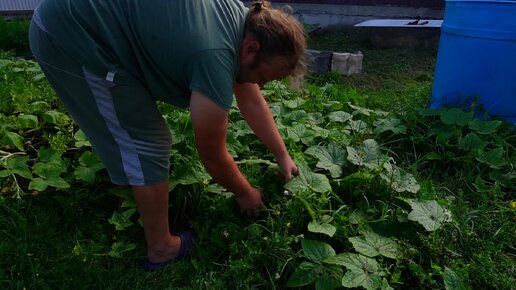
[{"left": 37, "top": 0, "right": 247, "bottom": 109}]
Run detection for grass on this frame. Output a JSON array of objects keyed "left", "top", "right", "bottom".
[
  {"left": 307, "top": 27, "right": 437, "bottom": 112},
  {"left": 1, "top": 22, "right": 515, "bottom": 290}
]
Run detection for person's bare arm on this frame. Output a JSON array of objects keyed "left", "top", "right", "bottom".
[
  {"left": 233, "top": 82, "right": 298, "bottom": 181},
  {"left": 190, "top": 90, "right": 264, "bottom": 216}
]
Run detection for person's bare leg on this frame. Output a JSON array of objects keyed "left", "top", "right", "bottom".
[{"left": 132, "top": 180, "right": 181, "bottom": 263}]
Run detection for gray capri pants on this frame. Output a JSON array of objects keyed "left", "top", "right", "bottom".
[{"left": 29, "top": 20, "right": 172, "bottom": 186}]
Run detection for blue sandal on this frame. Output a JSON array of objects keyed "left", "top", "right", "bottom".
[{"left": 143, "top": 230, "right": 195, "bottom": 271}]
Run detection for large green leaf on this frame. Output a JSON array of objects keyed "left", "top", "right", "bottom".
[
  {"left": 324, "top": 253, "right": 379, "bottom": 272},
  {"left": 37, "top": 147, "right": 64, "bottom": 163},
  {"left": 380, "top": 164, "right": 420, "bottom": 193},
  {"left": 468, "top": 119, "right": 502, "bottom": 135},
  {"left": 346, "top": 120, "right": 370, "bottom": 134},
  {"left": 108, "top": 209, "right": 137, "bottom": 231},
  {"left": 373, "top": 117, "right": 406, "bottom": 134},
  {"left": 74, "top": 129, "right": 91, "bottom": 148},
  {"left": 302, "top": 239, "right": 336, "bottom": 262},
  {"left": 1, "top": 131, "right": 24, "bottom": 151},
  {"left": 108, "top": 242, "right": 137, "bottom": 258},
  {"left": 328, "top": 111, "right": 353, "bottom": 123},
  {"left": 283, "top": 97, "right": 306, "bottom": 109},
  {"left": 32, "top": 161, "right": 66, "bottom": 179},
  {"left": 444, "top": 267, "right": 469, "bottom": 290},
  {"left": 315, "top": 266, "right": 344, "bottom": 290},
  {"left": 0, "top": 156, "right": 32, "bottom": 179},
  {"left": 348, "top": 231, "right": 399, "bottom": 259},
  {"left": 458, "top": 133, "right": 488, "bottom": 152},
  {"left": 305, "top": 143, "right": 347, "bottom": 178},
  {"left": 16, "top": 114, "right": 38, "bottom": 129},
  {"left": 45, "top": 176, "right": 70, "bottom": 189},
  {"left": 347, "top": 139, "right": 390, "bottom": 170},
  {"left": 43, "top": 111, "right": 70, "bottom": 126},
  {"left": 283, "top": 110, "right": 309, "bottom": 124},
  {"left": 286, "top": 124, "right": 317, "bottom": 145},
  {"left": 476, "top": 147, "right": 508, "bottom": 169},
  {"left": 285, "top": 167, "right": 332, "bottom": 194},
  {"left": 349, "top": 103, "right": 374, "bottom": 116},
  {"left": 286, "top": 262, "right": 319, "bottom": 287},
  {"left": 406, "top": 199, "right": 451, "bottom": 231},
  {"left": 342, "top": 269, "right": 382, "bottom": 290},
  {"left": 440, "top": 108, "right": 474, "bottom": 126},
  {"left": 308, "top": 221, "right": 337, "bottom": 237},
  {"left": 28, "top": 178, "right": 48, "bottom": 191},
  {"left": 229, "top": 120, "right": 253, "bottom": 137},
  {"left": 325, "top": 253, "right": 383, "bottom": 290}
]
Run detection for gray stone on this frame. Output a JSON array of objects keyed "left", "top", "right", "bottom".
[{"left": 305, "top": 49, "right": 332, "bottom": 73}]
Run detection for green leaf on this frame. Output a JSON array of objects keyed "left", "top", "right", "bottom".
[
  {"left": 79, "top": 151, "right": 104, "bottom": 169},
  {"left": 406, "top": 199, "right": 452, "bottom": 231},
  {"left": 373, "top": 117, "right": 406, "bottom": 134},
  {"left": 468, "top": 119, "right": 502, "bottom": 135},
  {"left": 315, "top": 266, "right": 344, "bottom": 290},
  {"left": 286, "top": 124, "right": 317, "bottom": 145},
  {"left": 16, "top": 114, "right": 38, "bottom": 129},
  {"left": 342, "top": 269, "right": 382, "bottom": 290},
  {"left": 328, "top": 253, "right": 382, "bottom": 290},
  {"left": 108, "top": 209, "right": 137, "bottom": 231},
  {"left": 444, "top": 267, "right": 469, "bottom": 290},
  {"left": 308, "top": 221, "right": 337, "bottom": 237},
  {"left": 283, "top": 97, "right": 306, "bottom": 109},
  {"left": 380, "top": 164, "right": 420, "bottom": 193},
  {"left": 349, "top": 103, "right": 374, "bottom": 116},
  {"left": 285, "top": 167, "right": 332, "bottom": 194},
  {"left": 2, "top": 132, "right": 24, "bottom": 151},
  {"left": 28, "top": 178, "right": 48, "bottom": 191},
  {"left": 346, "top": 120, "right": 370, "bottom": 134},
  {"left": 324, "top": 253, "right": 379, "bottom": 272},
  {"left": 440, "top": 108, "right": 474, "bottom": 126},
  {"left": 476, "top": 147, "right": 508, "bottom": 169},
  {"left": 37, "top": 147, "right": 64, "bottom": 162},
  {"left": 283, "top": 110, "right": 309, "bottom": 124},
  {"left": 458, "top": 133, "right": 488, "bottom": 152},
  {"left": 74, "top": 129, "right": 91, "bottom": 148},
  {"left": 32, "top": 161, "right": 66, "bottom": 179},
  {"left": 229, "top": 120, "right": 253, "bottom": 137},
  {"left": 305, "top": 143, "right": 347, "bottom": 178},
  {"left": 302, "top": 239, "right": 336, "bottom": 262},
  {"left": 45, "top": 176, "right": 70, "bottom": 189},
  {"left": 108, "top": 242, "right": 137, "bottom": 258},
  {"left": 381, "top": 278, "right": 395, "bottom": 290},
  {"left": 347, "top": 139, "right": 390, "bottom": 170},
  {"left": 286, "top": 262, "right": 319, "bottom": 287},
  {"left": 74, "top": 167, "right": 97, "bottom": 183},
  {"left": 43, "top": 111, "right": 70, "bottom": 126},
  {"left": 328, "top": 111, "right": 352, "bottom": 123},
  {"left": 0, "top": 156, "right": 32, "bottom": 179},
  {"left": 348, "top": 231, "right": 399, "bottom": 259}
]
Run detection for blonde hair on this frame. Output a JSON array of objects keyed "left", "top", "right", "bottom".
[{"left": 245, "top": 1, "right": 307, "bottom": 76}]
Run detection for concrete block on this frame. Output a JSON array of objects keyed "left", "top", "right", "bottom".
[{"left": 331, "top": 52, "right": 363, "bottom": 76}]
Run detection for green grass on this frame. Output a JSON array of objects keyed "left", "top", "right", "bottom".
[
  {"left": 307, "top": 27, "right": 437, "bottom": 112},
  {"left": 1, "top": 25, "right": 515, "bottom": 290}
]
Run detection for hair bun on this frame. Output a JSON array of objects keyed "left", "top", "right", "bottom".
[{"left": 251, "top": 2, "right": 263, "bottom": 12}]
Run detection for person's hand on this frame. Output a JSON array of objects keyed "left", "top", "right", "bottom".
[
  {"left": 236, "top": 187, "right": 266, "bottom": 217},
  {"left": 277, "top": 154, "right": 299, "bottom": 182}
]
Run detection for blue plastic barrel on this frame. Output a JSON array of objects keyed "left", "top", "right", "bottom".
[{"left": 431, "top": 0, "right": 516, "bottom": 125}]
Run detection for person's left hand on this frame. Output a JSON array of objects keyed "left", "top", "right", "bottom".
[{"left": 276, "top": 154, "right": 298, "bottom": 182}]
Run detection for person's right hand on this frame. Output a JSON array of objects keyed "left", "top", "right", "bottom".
[{"left": 236, "top": 187, "right": 266, "bottom": 217}]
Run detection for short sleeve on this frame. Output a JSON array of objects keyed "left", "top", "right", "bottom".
[{"left": 188, "top": 49, "right": 236, "bottom": 110}]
